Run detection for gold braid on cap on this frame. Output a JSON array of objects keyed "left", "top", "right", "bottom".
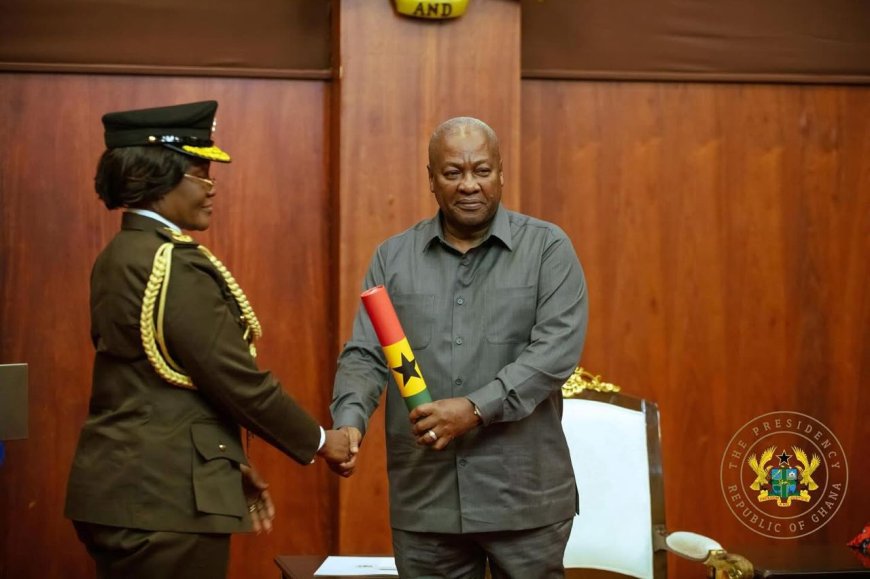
[
  {"left": 140, "top": 239, "right": 262, "bottom": 389},
  {"left": 181, "top": 145, "right": 231, "bottom": 163}
]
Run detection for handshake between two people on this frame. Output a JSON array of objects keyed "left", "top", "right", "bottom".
[
  {"left": 240, "top": 426, "right": 361, "bottom": 535},
  {"left": 317, "top": 425, "right": 362, "bottom": 478},
  {"left": 315, "top": 397, "right": 483, "bottom": 478}
]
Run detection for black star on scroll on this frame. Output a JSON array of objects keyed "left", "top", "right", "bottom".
[
  {"left": 778, "top": 450, "right": 792, "bottom": 466},
  {"left": 392, "top": 353, "right": 420, "bottom": 387}
]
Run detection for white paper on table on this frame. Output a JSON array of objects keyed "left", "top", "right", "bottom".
[{"left": 313, "top": 556, "right": 398, "bottom": 577}]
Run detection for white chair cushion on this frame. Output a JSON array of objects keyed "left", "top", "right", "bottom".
[{"left": 562, "top": 398, "right": 653, "bottom": 579}]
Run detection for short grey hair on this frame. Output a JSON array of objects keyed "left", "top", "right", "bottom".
[{"left": 428, "top": 117, "right": 500, "bottom": 165}]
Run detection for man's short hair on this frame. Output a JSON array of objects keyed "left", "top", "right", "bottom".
[{"left": 428, "top": 117, "right": 500, "bottom": 166}]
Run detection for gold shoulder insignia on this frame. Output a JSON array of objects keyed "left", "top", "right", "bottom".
[
  {"left": 168, "top": 230, "right": 194, "bottom": 244},
  {"left": 155, "top": 227, "right": 196, "bottom": 245}
]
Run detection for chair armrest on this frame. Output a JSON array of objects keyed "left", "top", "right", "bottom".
[
  {"left": 662, "top": 531, "right": 754, "bottom": 578},
  {"left": 665, "top": 531, "right": 722, "bottom": 560}
]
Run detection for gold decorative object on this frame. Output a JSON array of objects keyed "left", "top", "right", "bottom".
[
  {"left": 197, "top": 245, "right": 263, "bottom": 355},
  {"left": 140, "top": 239, "right": 262, "bottom": 389},
  {"left": 395, "top": 0, "right": 468, "bottom": 19},
  {"left": 181, "top": 144, "right": 231, "bottom": 162},
  {"left": 793, "top": 446, "right": 820, "bottom": 490},
  {"left": 141, "top": 243, "right": 193, "bottom": 388},
  {"left": 705, "top": 549, "right": 754, "bottom": 579},
  {"left": 561, "top": 366, "right": 620, "bottom": 398}
]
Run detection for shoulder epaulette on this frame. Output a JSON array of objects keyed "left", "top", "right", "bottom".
[{"left": 155, "top": 227, "right": 199, "bottom": 247}]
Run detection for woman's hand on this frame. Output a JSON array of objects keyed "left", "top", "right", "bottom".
[
  {"left": 327, "top": 426, "right": 362, "bottom": 478},
  {"left": 241, "top": 463, "right": 275, "bottom": 534}
]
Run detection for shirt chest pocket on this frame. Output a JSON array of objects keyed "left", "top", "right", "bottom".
[
  {"left": 391, "top": 293, "right": 435, "bottom": 350},
  {"left": 485, "top": 286, "right": 537, "bottom": 344}
]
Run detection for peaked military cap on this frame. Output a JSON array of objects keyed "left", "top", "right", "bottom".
[{"left": 102, "top": 100, "right": 231, "bottom": 163}]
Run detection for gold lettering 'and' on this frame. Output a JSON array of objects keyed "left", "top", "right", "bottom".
[{"left": 395, "top": 0, "right": 468, "bottom": 19}]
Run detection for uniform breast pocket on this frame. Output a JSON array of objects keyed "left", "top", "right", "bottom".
[
  {"left": 190, "top": 422, "right": 247, "bottom": 517},
  {"left": 391, "top": 293, "right": 435, "bottom": 349},
  {"left": 485, "top": 286, "right": 537, "bottom": 344}
]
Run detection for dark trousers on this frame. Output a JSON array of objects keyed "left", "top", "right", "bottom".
[
  {"left": 73, "top": 521, "right": 230, "bottom": 579},
  {"left": 392, "top": 518, "right": 573, "bottom": 579}
]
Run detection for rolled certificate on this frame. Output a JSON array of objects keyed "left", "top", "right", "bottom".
[{"left": 361, "top": 285, "right": 433, "bottom": 410}]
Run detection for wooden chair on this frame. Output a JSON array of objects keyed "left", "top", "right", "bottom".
[{"left": 561, "top": 368, "right": 753, "bottom": 579}]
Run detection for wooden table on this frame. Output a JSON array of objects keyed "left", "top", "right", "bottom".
[
  {"left": 275, "top": 556, "right": 327, "bottom": 579},
  {"left": 734, "top": 544, "right": 870, "bottom": 578}
]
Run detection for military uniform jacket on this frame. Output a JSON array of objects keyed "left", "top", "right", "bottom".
[{"left": 65, "top": 212, "right": 321, "bottom": 534}]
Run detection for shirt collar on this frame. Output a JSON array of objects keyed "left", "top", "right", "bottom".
[
  {"left": 423, "top": 204, "right": 513, "bottom": 253},
  {"left": 125, "top": 209, "right": 181, "bottom": 233},
  {"left": 487, "top": 205, "right": 513, "bottom": 250}
]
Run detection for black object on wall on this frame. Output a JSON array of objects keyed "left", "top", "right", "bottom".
[{"left": 0, "top": 363, "right": 28, "bottom": 441}]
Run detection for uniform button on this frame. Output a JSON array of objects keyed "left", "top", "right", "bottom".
[
  {"left": 218, "top": 444, "right": 227, "bottom": 452},
  {"left": 458, "top": 459, "right": 468, "bottom": 467},
  {"left": 455, "top": 337, "right": 463, "bottom": 345},
  {"left": 454, "top": 378, "right": 463, "bottom": 385},
  {"left": 456, "top": 297, "right": 464, "bottom": 305}
]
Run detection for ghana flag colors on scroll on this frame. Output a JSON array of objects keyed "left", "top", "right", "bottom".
[{"left": 361, "top": 286, "right": 433, "bottom": 410}]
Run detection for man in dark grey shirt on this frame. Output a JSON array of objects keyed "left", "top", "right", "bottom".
[{"left": 331, "top": 117, "right": 588, "bottom": 578}]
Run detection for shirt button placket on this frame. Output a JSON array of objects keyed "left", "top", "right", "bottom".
[
  {"left": 453, "top": 255, "right": 470, "bottom": 398},
  {"left": 457, "top": 455, "right": 471, "bottom": 528}
]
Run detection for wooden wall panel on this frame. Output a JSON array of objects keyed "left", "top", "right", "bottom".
[
  {"left": 0, "top": 0, "right": 332, "bottom": 78},
  {"left": 0, "top": 73, "right": 333, "bottom": 579},
  {"left": 522, "top": 81, "right": 869, "bottom": 576},
  {"left": 336, "top": 0, "right": 521, "bottom": 555},
  {"left": 2, "top": 15, "right": 867, "bottom": 579},
  {"left": 521, "top": 0, "right": 870, "bottom": 84}
]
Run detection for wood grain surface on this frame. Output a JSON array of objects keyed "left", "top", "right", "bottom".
[
  {"left": 0, "top": 73, "right": 334, "bottom": 579},
  {"left": 522, "top": 80, "right": 870, "bottom": 576},
  {"left": 1, "top": 13, "right": 868, "bottom": 579},
  {"left": 335, "top": 0, "right": 521, "bottom": 555}
]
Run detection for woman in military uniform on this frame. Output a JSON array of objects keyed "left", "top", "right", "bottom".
[{"left": 65, "top": 101, "right": 353, "bottom": 578}]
